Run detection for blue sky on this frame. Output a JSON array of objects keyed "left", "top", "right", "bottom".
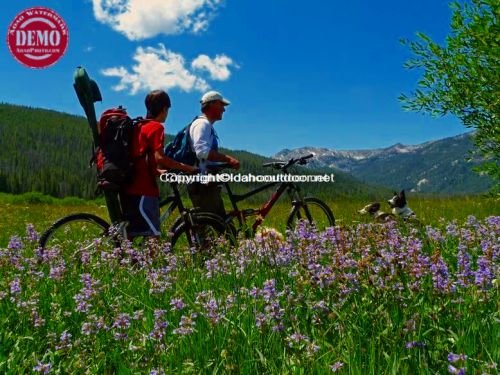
[{"left": 1, "top": 0, "right": 466, "bottom": 157}]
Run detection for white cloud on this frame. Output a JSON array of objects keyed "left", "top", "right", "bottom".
[
  {"left": 92, "top": 0, "right": 223, "bottom": 40},
  {"left": 191, "top": 54, "right": 237, "bottom": 80},
  {"left": 101, "top": 44, "right": 236, "bottom": 94}
]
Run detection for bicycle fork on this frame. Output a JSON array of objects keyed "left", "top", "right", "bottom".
[{"left": 289, "top": 188, "right": 314, "bottom": 223}]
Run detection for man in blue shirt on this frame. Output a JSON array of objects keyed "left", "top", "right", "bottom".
[{"left": 188, "top": 91, "right": 240, "bottom": 218}]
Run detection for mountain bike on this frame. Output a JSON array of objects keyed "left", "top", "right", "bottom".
[
  {"left": 39, "top": 179, "right": 227, "bottom": 255},
  {"left": 211, "top": 154, "right": 335, "bottom": 238}
]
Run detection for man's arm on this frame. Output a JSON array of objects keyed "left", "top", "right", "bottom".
[
  {"left": 154, "top": 149, "right": 198, "bottom": 173},
  {"left": 207, "top": 149, "right": 240, "bottom": 169},
  {"left": 148, "top": 124, "right": 197, "bottom": 173},
  {"left": 190, "top": 121, "right": 240, "bottom": 169}
]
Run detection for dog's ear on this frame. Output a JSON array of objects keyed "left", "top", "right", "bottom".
[
  {"left": 393, "top": 191, "right": 397, "bottom": 196},
  {"left": 400, "top": 190, "right": 405, "bottom": 197}
]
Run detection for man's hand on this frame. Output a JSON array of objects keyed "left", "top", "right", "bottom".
[
  {"left": 185, "top": 165, "right": 199, "bottom": 174},
  {"left": 226, "top": 156, "right": 240, "bottom": 170},
  {"left": 157, "top": 165, "right": 198, "bottom": 175}
]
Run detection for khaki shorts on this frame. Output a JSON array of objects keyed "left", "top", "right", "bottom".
[{"left": 187, "top": 182, "right": 226, "bottom": 219}]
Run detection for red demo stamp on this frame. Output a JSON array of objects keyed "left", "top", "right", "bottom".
[{"left": 7, "top": 7, "right": 69, "bottom": 69}]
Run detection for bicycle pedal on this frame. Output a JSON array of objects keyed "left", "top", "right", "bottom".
[{"left": 242, "top": 208, "right": 258, "bottom": 216}]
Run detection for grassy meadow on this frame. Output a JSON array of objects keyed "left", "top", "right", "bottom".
[
  {"left": 0, "top": 191, "right": 498, "bottom": 374},
  {"left": 1, "top": 191, "right": 498, "bottom": 247}
]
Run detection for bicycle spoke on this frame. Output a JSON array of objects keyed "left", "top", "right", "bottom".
[{"left": 287, "top": 198, "right": 335, "bottom": 232}]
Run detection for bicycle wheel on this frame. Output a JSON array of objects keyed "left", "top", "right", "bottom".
[
  {"left": 39, "top": 213, "right": 111, "bottom": 255},
  {"left": 286, "top": 197, "right": 335, "bottom": 232},
  {"left": 171, "top": 214, "right": 229, "bottom": 251},
  {"left": 169, "top": 210, "right": 232, "bottom": 235}
]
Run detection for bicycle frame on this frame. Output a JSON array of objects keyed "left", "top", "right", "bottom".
[
  {"left": 160, "top": 182, "right": 227, "bottom": 239},
  {"left": 159, "top": 186, "right": 180, "bottom": 225},
  {"left": 159, "top": 182, "right": 197, "bottom": 233},
  {"left": 222, "top": 179, "right": 311, "bottom": 232}
]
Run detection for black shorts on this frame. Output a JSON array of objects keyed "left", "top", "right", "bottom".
[{"left": 120, "top": 195, "right": 161, "bottom": 237}]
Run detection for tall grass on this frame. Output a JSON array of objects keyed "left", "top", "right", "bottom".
[{"left": 0, "top": 192, "right": 499, "bottom": 247}]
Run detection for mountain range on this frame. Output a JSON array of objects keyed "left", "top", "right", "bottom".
[{"left": 274, "top": 133, "right": 492, "bottom": 194}]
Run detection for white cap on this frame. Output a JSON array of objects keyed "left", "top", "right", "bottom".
[{"left": 200, "top": 91, "right": 230, "bottom": 106}]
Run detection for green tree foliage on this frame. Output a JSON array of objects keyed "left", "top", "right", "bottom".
[
  {"left": 0, "top": 103, "right": 97, "bottom": 198},
  {"left": 400, "top": 0, "right": 499, "bottom": 192}
]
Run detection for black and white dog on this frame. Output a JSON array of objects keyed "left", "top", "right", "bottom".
[
  {"left": 359, "top": 190, "right": 418, "bottom": 223},
  {"left": 387, "top": 190, "right": 418, "bottom": 222}
]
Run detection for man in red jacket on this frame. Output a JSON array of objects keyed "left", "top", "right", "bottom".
[{"left": 121, "top": 90, "right": 197, "bottom": 238}]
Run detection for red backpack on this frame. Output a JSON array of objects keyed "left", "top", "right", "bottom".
[{"left": 95, "top": 107, "right": 143, "bottom": 191}]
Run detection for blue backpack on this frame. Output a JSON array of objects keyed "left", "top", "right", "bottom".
[{"left": 164, "top": 117, "right": 198, "bottom": 165}]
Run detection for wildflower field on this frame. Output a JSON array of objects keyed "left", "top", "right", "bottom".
[{"left": 0, "top": 196, "right": 498, "bottom": 374}]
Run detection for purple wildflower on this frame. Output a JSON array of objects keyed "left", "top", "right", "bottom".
[
  {"left": 456, "top": 244, "right": 473, "bottom": 288},
  {"left": 49, "top": 262, "right": 66, "bottom": 281},
  {"left": 466, "top": 215, "right": 479, "bottom": 227},
  {"left": 446, "top": 222, "right": 459, "bottom": 236},
  {"left": 405, "top": 341, "right": 425, "bottom": 349},
  {"left": 147, "top": 267, "right": 174, "bottom": 294},
  {"left": 447, "top": 365, "right": 466, "bottom": 374},
  {"left": 154, "top": 309, "right": 167, "bottom": 320},
  {"left": 170, "top": 298, "right": 185, "bottom": 311},
  {"left": 80, "top": 251, "right": 90, "bottom": 264},
  {"left": 149, "top": 310, "right": 169, "bottom": 341},
  {"left": 113, "top": 313, "right": 131, "bottom": 330},
  {"left": 225, "top": 293, "right": 236, "bottom": 310},
  {"left": 261, "top": 279, "right": 277, "bottom": 302},
  {"left": 255, "top": 313, "right": 266, "bottom": 328},
  {"left": 286, "top": 332, "right": 309, "bottom": 347},
  {"left": 32, "top": 309, "right": 46, "bottom": 328},
  {"left": 114, "top": 332, "right": 128, "bottom": 341},
  {"left": 203, "top": 298, "right": 223, "bottom": 325},
  {"left": 33, "top": 361, "right": 52, "bottom": 374},
  {"left": 8, "top": 236, "right": 23, "bottom": 250},
  {"left": 430, "top": 257, "right": 451, "bottom": 291},
  {"left": 330, "top": 361, "right": 344, "bottom": 372},
  {"left": 81, "top": 322, "right": 93, "bottom": 335},
  {"left": 26, "top": 224, "right": 39, "bottom": 242},
  {"left": 173, "top": 314, "right": 196, "bottom": 336},
  {"left": 474, "top": 256, "right": 493, "bottom": 288},
  {"left": 313, "top": 300, "right": 328, "bottom": 311},
  {"left": 55, "top": 330, "right": 72, "bottom": 350},
  {"left": 448, "top": 353, "right": 467, "bottom": 363},
  {"left": 205, "top": 257, "right": 230, "bottom": 278},
  {"left": 9, "top": 278, "right": 21, "bottom": 295},
  {"left": 73, "top": 274, "right": 100, "bottom": 313},
  {"left": 248, "top": 287, "right": 260, "bottom": 298},
  {"left": 133, "top": 310, "right": 144, "bottom": 321},
  {"left": 306, "top": 342, "right": 320, "bottom": 357}
]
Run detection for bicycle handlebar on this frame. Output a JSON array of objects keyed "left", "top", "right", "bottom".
[
  {"left": 162, "top": 154, "right": 315, "bottom": 176},
  {"left": 262, "top": 154, "right": 314, "bottom": 170}
]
